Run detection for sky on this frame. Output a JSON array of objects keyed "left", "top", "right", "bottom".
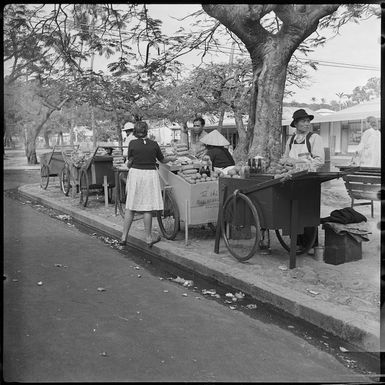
[
  {"left": 121, "top": 4, "right": 381, "bottom": 105},
  {"left": 6, "top": 4, "right": 380, "bottom": 105}
]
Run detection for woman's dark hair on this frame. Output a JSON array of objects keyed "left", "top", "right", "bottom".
[
  {"left": 193, "top": 117, "right": 205, "bottom": 126},
  {"left": 133, "top": 121, "right": 148, "bottom": 138}
]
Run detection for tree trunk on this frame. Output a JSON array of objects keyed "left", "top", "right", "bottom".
[
  {"left": 249, "top": 53, "right": 288, "bottom": 165},
  {"left": 217, "top": 108, "right": 225, "bottom": 134},
  {"left": 25, "top": 128, "right": 39, "bottom": 164},
  {"left": 232, "top": 111, "right": 248, "bottom": 164},
  {"left": 24, "top": 99, "right": 69, "bottom": 164},
  {"left": 69, "top": 117, "right": 75, "bottom": 145},
  {"left": 43, "top": 130, "right": 50, "bottom": 148},
  {"left": 179, "top": 121, "right": 189, "bottom": 146},
  {"left": 56, "top": 131, "right": 64, "bottom": 145},
  {"left": 117, "top": 119, "right": 123, "bottom": 148}
]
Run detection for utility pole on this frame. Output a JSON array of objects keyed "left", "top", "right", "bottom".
[
  {"left": 90, "top": 10, "right": 97, "bottom": 149},
  {"left": 229, "top": 41, "right": 236, "bottom": 65}
]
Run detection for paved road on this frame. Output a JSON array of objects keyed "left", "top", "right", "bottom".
[{"left": 3, "top": 171, "right": 370, "bottom": 382}]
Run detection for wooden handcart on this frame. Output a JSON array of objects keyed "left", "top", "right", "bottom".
[
  {"left": 59, "top": 146, "right": 88, "bottom": 196},
  {"left": 77, "top": 146, "right": 116, "bottom": 207},
  {"left": 214, "top": 171, "right": 343, "bottom": 269},
  {"left": 115, "top": 161, "right": 219, "bottom": 243},
  {"left": 157, "top": 162, "right": 219, "bottom": 244},
  {"left": 39, "top": 145, "right": 79, "bottom": 189}
]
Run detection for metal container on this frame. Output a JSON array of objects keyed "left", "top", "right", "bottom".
[{"left": 313, "top": 246, "right": 324, "bottom": 262}]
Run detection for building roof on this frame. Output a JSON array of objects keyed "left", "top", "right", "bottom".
[
  {"left": 160, "top": 98, "right": 380, "bottom": 131},
  {"left": 315, "top": 108, "right": 335, "bottom": 115},
  {"left": 312, "top": 98, "right": 380, "bottom": 124}
]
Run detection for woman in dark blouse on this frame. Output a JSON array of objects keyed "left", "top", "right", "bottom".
[
  {"left": 119, "top": 121, "right": 176, "bottom": 247},
  {"left": 200, "top": 129, "right": 235, "bottom": 169}
]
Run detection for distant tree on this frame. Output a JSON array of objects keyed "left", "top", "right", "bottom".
[{"left": 335, "top": 92, "right": 346, "bottom": 110}]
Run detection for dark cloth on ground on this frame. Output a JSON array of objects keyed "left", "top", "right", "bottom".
[{"left": 320, "top": 207, "right": 367, "bottom": 225}]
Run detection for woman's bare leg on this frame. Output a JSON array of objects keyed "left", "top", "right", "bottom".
[
  {"left": 121, "top": 209, "right": 135, "bottom": 242},
  {"left": 143, "top": 212, "right": 153, "bottom": 243}
]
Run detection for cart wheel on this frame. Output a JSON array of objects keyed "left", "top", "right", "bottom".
[
  {"left": 40, "top": 165, "right": 49, "bottom": 189},
  {"left": 275, "top": 227, "right": 317, "bottom": 255},
  {"left": 157, "top": 188, "right": 180, "bottom": 240},
  {"left": 79, "top": 169, "right": 89, "bottom": 207},
  {"left": 221, "top": 191, "right": 261, "bottom": 262},
  {"left": 60, "top": 167, "right": 71, "bottom": 196}
]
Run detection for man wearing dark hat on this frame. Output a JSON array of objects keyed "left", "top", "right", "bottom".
[
  {"left": 281, "top": 108, "right": 324, "bottom": 168},
  {"left": 281, "top": 109, "right": 325, "bottom": 254}
]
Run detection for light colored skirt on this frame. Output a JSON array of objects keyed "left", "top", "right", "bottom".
[{"left": 125, "top": 168, "right": 164, "bottom": 211}]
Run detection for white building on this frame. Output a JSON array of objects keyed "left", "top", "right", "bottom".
[{"left": 282, "top": 98, "right": 380, "bottom": 154}]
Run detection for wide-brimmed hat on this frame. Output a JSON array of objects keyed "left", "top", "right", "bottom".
[
  {"left": 122, "top": 122, "right": 134, "bottom": 131},
  {"left": 290, "top": 109, "right": 314, "bottom": 127},
  {"left": 200, "top": 129, "right": 230, "bottom": 146}
]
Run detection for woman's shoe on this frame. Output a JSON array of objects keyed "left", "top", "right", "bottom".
[
  {"left": 146, "top": 235, "right": 161, "bottom": 248},
  {"left": 118, "top": 240, "right": 126, "bottom": 246}
]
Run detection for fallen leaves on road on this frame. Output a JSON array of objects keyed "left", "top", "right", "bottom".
[
  {"left": 235, "top": 291, "right": 245, "bottom": 299},
  {"left": 202, "top": 289, "right": 217, "bottom": 296},
  {"left": 56, "top": 214, "right": 71, "bottom": 220},
  {"left": 170, "top": 276, "right": 194, "bottom": 287},
  {"left": 306, "top": 288, "right": 320, "bottom": 296}
]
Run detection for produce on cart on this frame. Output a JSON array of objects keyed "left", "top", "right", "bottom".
[
  {"left": 60, "top": 147, "right": 90, "bottom": 196},
  {"left": 78, "top": 146, "right": 116, "bottom": 207}
]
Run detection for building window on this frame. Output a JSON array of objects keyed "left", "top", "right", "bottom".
[
  {"left": 348, "top": 121, "right": 362, "bottom": 145},
  {"left": 312, "top": 123, "right": 320, "bottom": 134}
]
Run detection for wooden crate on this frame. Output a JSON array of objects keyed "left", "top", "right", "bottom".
[{"left": 167, "top": 171, "right": 219, "bottom": 226}]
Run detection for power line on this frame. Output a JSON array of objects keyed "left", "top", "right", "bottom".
[{"left": 7, "top": 14, "right": 380, "bottom": 72}]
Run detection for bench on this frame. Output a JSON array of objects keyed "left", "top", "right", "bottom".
[{"left": 339, "top": 167, "right": 381, "bottom": 218}]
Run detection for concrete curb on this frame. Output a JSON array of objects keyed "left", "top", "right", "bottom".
[{"left": 17, "top": 184, "right": 380, "bottom": 353}]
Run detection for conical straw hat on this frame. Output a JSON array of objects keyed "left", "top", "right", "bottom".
[{"left": 200, "top": 129, "right": 230, "bottom": 146}]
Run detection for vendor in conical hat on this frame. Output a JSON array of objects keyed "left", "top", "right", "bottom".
[{"left": 200, "top": 129, "right": 235, "bottom": 171}]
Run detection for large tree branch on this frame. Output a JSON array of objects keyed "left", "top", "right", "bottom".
[{"left": 202, "top": 4, "right": 272, "bottom": 48}]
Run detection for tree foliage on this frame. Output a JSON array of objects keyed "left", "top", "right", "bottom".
[{"left": 3, "top": 3, "right": 380, "bottom": 165}]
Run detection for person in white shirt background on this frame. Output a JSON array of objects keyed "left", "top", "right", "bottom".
[
  {"left": 354, "top": 116, "right": 381, "bottom": 167},
  {"left": 122, "top": 124, "right": 135, "bottom": 163}
]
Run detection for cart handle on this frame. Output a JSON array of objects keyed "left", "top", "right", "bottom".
[
  {"left": 235, "top": 176, "right": 290, "bottom": 196},
  {"left": 156, "top": 166, "right": 171, "bottom": 188}
]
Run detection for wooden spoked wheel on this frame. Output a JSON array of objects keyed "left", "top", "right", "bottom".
[
  {"left": 157, "top": 188, "right": 180, "bottom": 240},
  {"left": 79, "top": 169, "right": 89, "bottom": 207},
  {"left": 60, "top": 166, "right": 71, "bottom": 196},
  {"left": 40, "top": 165, "right": 49, "bottom": 189},
  {"left": 221, "top": 192, "right": 261, "bottom": 262}
]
